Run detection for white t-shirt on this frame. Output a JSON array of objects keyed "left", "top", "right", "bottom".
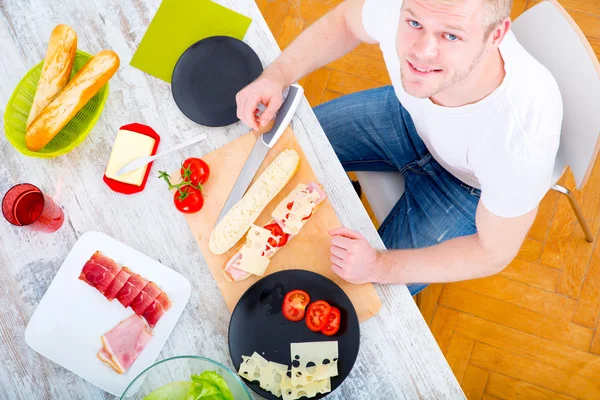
[{"left": 362, "top": 0, "right": 563, "bottom": 218}]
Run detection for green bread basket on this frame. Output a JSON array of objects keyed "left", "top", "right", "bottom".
[{"left": 3, "top": 50, "right": 109, "bottom": 158}]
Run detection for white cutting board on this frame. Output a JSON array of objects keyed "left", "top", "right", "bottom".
[{"left": 25, "top": 231, "right": 191, "bottom": 397}]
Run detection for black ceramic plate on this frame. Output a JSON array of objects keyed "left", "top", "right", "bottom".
[
  {"left": 171, "top": 36, "right": 263, "bottom": 127},
  {"left": 229, "top": 270, "right": 360, "bottom": 400}
]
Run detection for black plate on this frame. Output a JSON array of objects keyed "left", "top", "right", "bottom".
[
  {"left": 171, "top": 36, "right": 263, "bottom": 127},
  {"left": 228, "top": 270, "right": 360, "bottom": 400}
]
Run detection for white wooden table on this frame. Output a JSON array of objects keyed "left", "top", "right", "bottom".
[{"left": 0, "top": 0, "right": 465, "bottom": 398}]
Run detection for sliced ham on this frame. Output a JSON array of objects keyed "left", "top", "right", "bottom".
[
  {"left": 273, "top": 217, "right": 285, "bottom": 231},
  {"left": 97, "top": 348, "right": 121, "bottom": 372},
  {"left": 223, "top": 253, "right": 251, "bottom": 282},
  {"left": 79, "top": 252, "right": 172, "bottom": 326},
  {"left": 143, "top": 292, "right": 172, "bottom": 328},
  {"left": 93, "top": 252, "right": 122, "bottom": 269},
  {"left": 307, "top": 181, "right": 327, "bottom": 204},
  {"left": 116, "top": 269, "right": 148, "bottom": 308},
  {"left": 224, "top": 265, "right": 251, "bottom": 282},
  {"left": 104, "top": 268, "right": 131, "bottom": 301},
  {"left": 97, "top": 314, "right": 152, "bottom": 374},
  {"left": 130, "top": 282, "right": 162, "bottom": 316},
  {"left": 79, "top": 251, "right": 121, "bottom": 294}
]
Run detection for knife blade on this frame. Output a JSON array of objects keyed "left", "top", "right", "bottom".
[
  {"left": 114, "top": 133, "right": 208, "bottom": 177},
  {"left": 216, "top": 83, "right": 304, "bottom": 224}
]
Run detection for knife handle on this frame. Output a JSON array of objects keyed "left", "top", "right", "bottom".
[{"left": 262, "top": 83, "right": 304, "bottom": 148}]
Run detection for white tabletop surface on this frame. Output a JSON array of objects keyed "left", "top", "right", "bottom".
[{"left": 0, "top": 0, "right": 464, "bottom": 398}]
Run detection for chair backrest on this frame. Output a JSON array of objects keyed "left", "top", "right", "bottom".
[{"left": 511, "top": 0, "right": 600, "bottom": 189}]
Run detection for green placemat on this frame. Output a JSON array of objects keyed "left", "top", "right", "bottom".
[{"left": 130, "top": 0, "right": 252, "bottom": 83}]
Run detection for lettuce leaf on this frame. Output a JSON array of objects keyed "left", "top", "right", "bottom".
[
  {"left": 188, "top": 371, "right": 234, "bottom": 400},
  {"left": 143, "top": 370, "right": 234, "bottom": 400},
  {"left": 143, "top": 381, "right": 192, "bottom": 400}
]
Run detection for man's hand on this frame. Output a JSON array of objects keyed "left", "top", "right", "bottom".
[
  {"left": 329, "top": 227, "right": 387, "bottom": 284},
  {"left": 235, "top": 0, "right": 373, "bottom": 131},
  {"left": 327, "top": 201, "right": 536, "bottom": 287},
  {"left": 236, "top": 71, "right": 285, "bottom": 131}
]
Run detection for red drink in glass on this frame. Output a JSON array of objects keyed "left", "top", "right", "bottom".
[{"left": 2, "top": 184, "right": 64, "bottom": 233}]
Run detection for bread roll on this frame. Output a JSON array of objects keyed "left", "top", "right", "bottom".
[
  {"left": 209, "top": 149, "right": 300, "bottom": 255},
  {"left": 25, "top": 50, "right": 120, "bottom": 151},
  {"left": 223, "top": 183, "right": 327, "bottom": 282},
  {"left": 27, "top": 24, "right": 77, "bottom": 128}
]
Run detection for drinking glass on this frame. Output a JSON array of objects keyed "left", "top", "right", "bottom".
[{"left": 2, "top": 183, "right": 64, "bottom": 233}]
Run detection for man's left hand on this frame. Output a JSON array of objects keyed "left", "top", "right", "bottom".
[{"left": 328, "top": 227, "right": 386, "bottom": 284}]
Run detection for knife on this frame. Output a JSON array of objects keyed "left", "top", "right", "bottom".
[
  {"left": 114, "top": 133, "right": 208, "bottom": 177},
  {"left": 216, "top": 83, "right": 304, "bottom": 224}
]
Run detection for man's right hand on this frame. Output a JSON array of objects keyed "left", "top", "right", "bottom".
[
  {"left": 235, "top": 0, "right": 371, "bottom": 131},
  {"left": 236, "top": 72, "right": 285, "bottom": 131}
]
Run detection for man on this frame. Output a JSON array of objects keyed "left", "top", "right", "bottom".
[{"left": 236, "top": 0, "right": 562, "bottom": 295}]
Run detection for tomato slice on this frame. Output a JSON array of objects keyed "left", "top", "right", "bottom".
[
  {"left": 285, "top": 201, "right": 312, "bottom": 221},
  {"left": 320, "top": 307, "right": 341, "bottom": 336},
  {"left": 305, "top": 300, "right": 332, "bottom": 331},
  {"left": 282, "top": 290, "right": 311, "bottom": 322},
  {"left": 263, "top": 223, "right": 289, "bottom": 248}
]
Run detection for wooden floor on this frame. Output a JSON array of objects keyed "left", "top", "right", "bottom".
[{"left": 256, "top": 0, "right": 600, "bottom": 399}]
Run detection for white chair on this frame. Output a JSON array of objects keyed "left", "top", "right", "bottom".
[{"left": 356, "top": 0, "right": 600, "bottom": 242}]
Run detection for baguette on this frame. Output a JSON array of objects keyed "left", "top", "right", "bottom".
[
  {"left": 27, "top": 24, "right": 78, "bottom": 129},
  {"left": 223, "top": 182, "right": 327, "bottom": 282},
  {"left": 25, "top": 49, "right": 120, "bottom": 151},
  {"left": 209, "top": 149, "right": 300, "bottom": 255}
]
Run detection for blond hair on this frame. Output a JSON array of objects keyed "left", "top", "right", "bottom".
[{"left": 484, "top": 0, "right": 513, "bottom": 35}]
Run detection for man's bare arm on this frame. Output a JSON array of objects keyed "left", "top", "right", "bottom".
[
  {"left": 329, "top": 202, "right": 537, "bottom": 285},
  {"left": 377, "top": 202, "right": 536, "bottom": 283},
  {"left": 266, "top": 0, "right": 376, "bottom": 87},
  {"left": 236, "top": 0, "right": 376, "bottom": 129}
]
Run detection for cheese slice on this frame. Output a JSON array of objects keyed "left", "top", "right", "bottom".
[
  {"left": 238, "top": 352, "right": 268, "bottom": 382},
  {"left": 290, "top": 341, "right": 339, "bottom": 386},
  {"left": 271, "top": 184, "right": 321, "bottom": 235},
  {"left": 281, "top": 375, "right": 331, "bottom": 400},
  {"left": 260, "top": 361, "right": 288, "bottom": 397},
  {"left": 233, "top": 225, "right": 275, "bottom": 276},
  {"left": 105, "top": 129, "right": 155, "bottom": 186},
  {"left": 238, "top": 353, "right": 288, "bottom": 397},
  {"left": 239, "top": 346, "right": 338, "bottom": 399}
]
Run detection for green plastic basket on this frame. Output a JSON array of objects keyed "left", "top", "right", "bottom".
[{"left": 3, "top": 50, "right": 109, "bottom": 158}]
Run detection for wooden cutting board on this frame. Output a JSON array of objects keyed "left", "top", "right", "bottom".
[{"left": 178, "top": 127, "right": 382, "bottom": 322}]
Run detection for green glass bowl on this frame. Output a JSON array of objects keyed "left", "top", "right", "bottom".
[
  {"left": 3, "top": 50, "right": 109, "bottom": 158},
  {"left": 120, "top": 355, "right": 252, "bottom": 399}
]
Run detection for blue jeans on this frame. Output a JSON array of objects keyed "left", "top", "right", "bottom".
[{"left": 314, "top": 86, "right": 481, "bottom": 296}]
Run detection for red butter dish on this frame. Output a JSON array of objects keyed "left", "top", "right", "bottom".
[{"left": 103, "top": 123, "right": 161, "bottom": 195}]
